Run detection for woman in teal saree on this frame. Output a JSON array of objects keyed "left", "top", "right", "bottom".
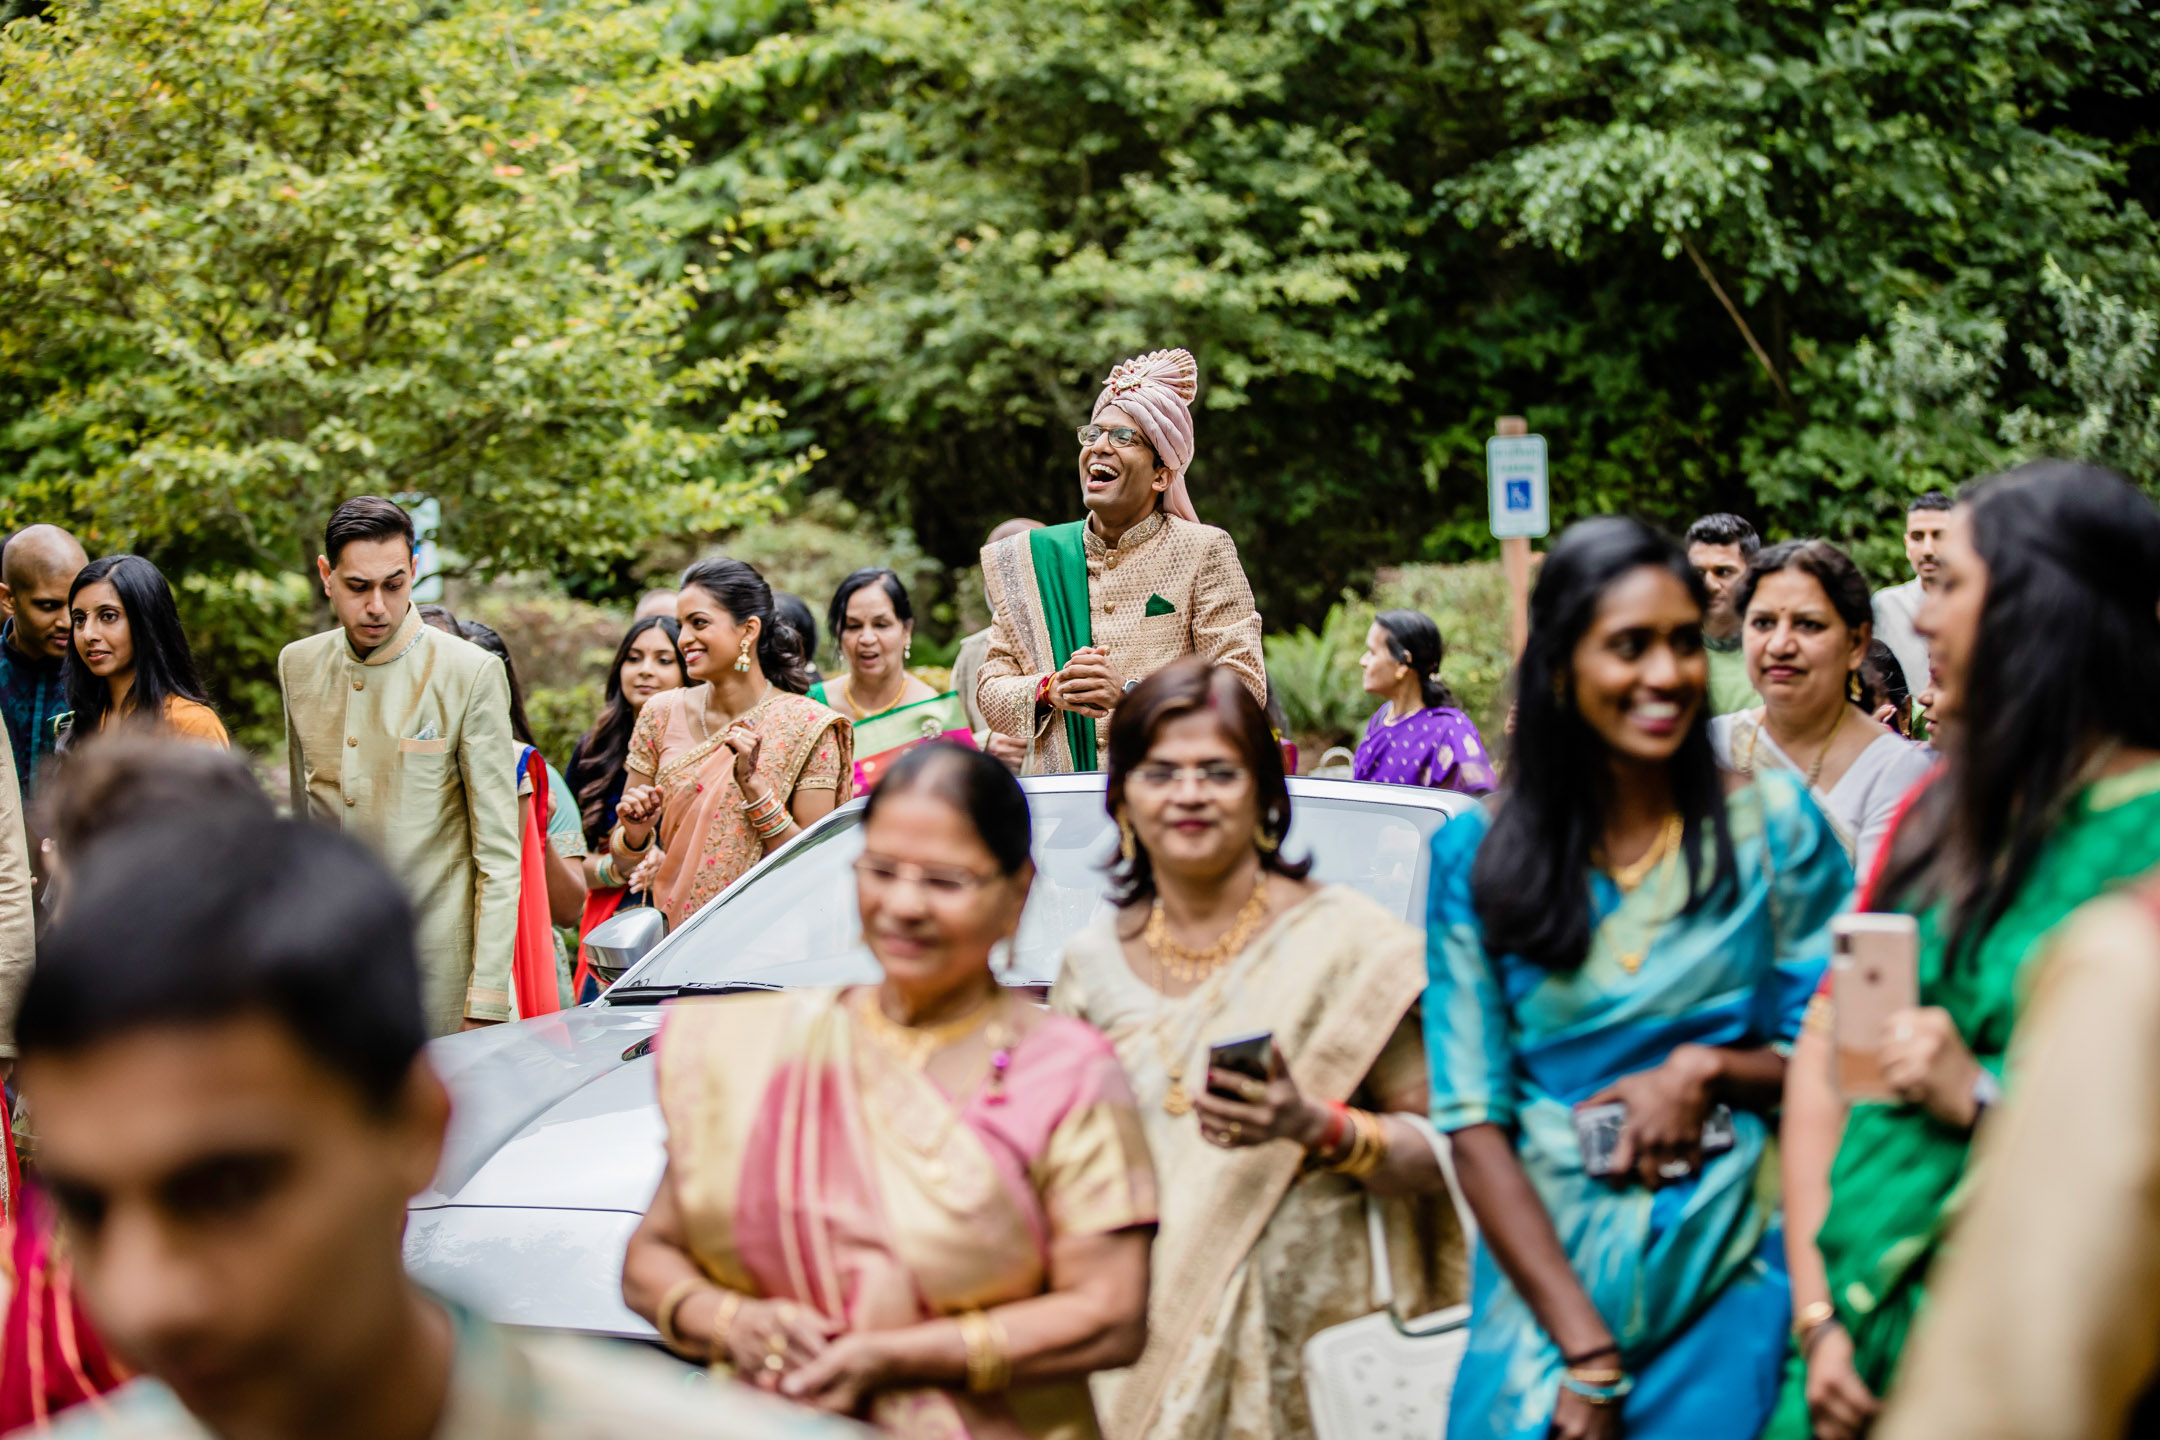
[
  {"left": 1772, "top": 461, "right": 2160, "bottom": 1439},
  {"left": 1427, "top": 518, "right": 1851, "bottom": 1440}
]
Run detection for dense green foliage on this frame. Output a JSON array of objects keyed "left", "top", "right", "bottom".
[
  {"left": 2, "top": 0, "right": 2156, "bottom": 747},
  {"left": 673, "top": 0, "right": 2159, "bottom": 618},
  {"left": 0, "top": 0, "right": 801, "bottom": 581}
]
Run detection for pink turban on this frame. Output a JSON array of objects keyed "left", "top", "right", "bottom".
[{"left": 1092, "top": 348, "right": 1200, "bottom": 523}]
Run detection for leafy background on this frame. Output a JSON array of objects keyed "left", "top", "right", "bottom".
[{"left": 2, "top": 0, "right": 2155, "bottom": 760}]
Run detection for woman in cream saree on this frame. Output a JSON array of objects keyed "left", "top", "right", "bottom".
[
  {"left": 625, "top": 744, "right": 1156, "bottom": 1437},
  {"left": 1053, "top": 658, "right": 1467, "bottom": 1440}
]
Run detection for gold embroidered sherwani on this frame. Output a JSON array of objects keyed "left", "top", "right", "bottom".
[
  {"left": 279, "top": 606, "right": 520, "bottom": 1033},
  {"left": 975, "top": 512, "right": 1266, "bottom": 772}
]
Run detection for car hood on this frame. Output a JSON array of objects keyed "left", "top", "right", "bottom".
[{"left": 415, "top": 1004, "right": 667, "bottom": 1212}]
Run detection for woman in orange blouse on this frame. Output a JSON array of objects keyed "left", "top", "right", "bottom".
[{"left": 64, "top": 555, "right": 229, "bottom": 748}]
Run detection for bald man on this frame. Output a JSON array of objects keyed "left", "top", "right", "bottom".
[
  {"left": 0, "top": 524, "right": 88, "bottom": 802},
  {"left": 956, "top": 519, "right": 1044, "bottom": 769}
]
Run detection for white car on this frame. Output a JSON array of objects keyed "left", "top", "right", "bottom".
[{"left": 405, "top": 772, "right": 1475, "bottom": 1338}]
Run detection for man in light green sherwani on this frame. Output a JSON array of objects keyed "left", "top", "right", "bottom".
[{"left": 279, "top": 497, "right": 520, "bottom": 1034}]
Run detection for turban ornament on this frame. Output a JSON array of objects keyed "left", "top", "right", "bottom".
[{"left": 1092, "top": 348, "right": 1200, "bottom": 523}]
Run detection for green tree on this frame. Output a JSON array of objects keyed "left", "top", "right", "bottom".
[
  {"left": 1439, "top": 0, "right": 2160, "bottom": 557},
  {"left": 0, "top": 0, "right": 805, "bottom": 579},
  {"left": 667, "top": 0, "right": 2158, "bottom": 616}
]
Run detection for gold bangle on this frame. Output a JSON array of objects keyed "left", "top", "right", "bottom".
[
  {"left": 655, "top": 1276, "right": 709, "bottom": 1358},
  {"left": 611, "top": 822, "right": 655, "bottom": 858},
  {"left": 1330, "top": 1109, "right": 1389, "bottom": 1180},
  {"left": 709, "top": 1290, "right": 746, "bottom": 1370},
  {"left": 1792, "top": 1299, "right": 1836, "bottom": 1341},
  {"left": 1326, "top": 1109, "right": 1369, "bottom": 1175},
  {"left": 958, "top": 1309, "right": 1011, "bottom": 1394}
]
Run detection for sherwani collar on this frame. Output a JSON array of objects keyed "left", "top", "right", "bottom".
[
  {"left": 352, "top": 605, "right": 426, "bottom": 667},
  {"left": 1085, "top": 508, "right": 1167, "bottom": 558}
]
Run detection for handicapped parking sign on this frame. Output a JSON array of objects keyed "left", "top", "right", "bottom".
[{"left": 1486, "top": 435, "right": 1549, "bottom": 540}]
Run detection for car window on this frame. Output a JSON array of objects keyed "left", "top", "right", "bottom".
[{"left": 620, "top": 789, "right": 1450, "bottom": 992}]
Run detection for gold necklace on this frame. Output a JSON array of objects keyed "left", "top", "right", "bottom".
[
  {"left": 854, "top": 988, "right": 1001, "bottom": 1070},
  {"left": 1597, "top": 813, "right": 1685, "bottom": 975},
  {"left": 1145, "top": 873, "right": 1272, "bottom": 985},
  {"left": 693, "top": 682, "right": 775, "bottom": 746},
  {"left": 1601, "top": 811, "right": 1683, "bottom": 894},
  {"left": 1144, "top": 874, "right": 1271, "bottom": 1115},
  {"left": 841, "top": 670, "right": 910, "bottom": 721},
  {"left": 1739, "top": 704, "right": 1847, "bottom": 791}
]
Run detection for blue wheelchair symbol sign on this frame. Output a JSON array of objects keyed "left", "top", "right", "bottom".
[{"left": 1505, "top": 479, "right": 1532, "bottom": 512}]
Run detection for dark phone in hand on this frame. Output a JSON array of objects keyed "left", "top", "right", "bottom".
[{"left": 1206, "top": 1031, "right": 1273, "bottom": 1099}]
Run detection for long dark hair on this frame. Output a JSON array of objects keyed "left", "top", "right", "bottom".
[
  {"left": 1871, "top": 462, "right": 2160, "bottom": 964},
  {"left": 1471, "top": 517, "right": 1736, "bottom": 971},
  {"left": 455, "top": 621, "right": 536, "bottom": 751},
  {"left": 1104, "top": 656, "right": 1311, "bottom": 905},
  {"left": 62, "top": 555, "right": 210, "bottom": 737},
  {"left": 679, "top": 558, "right": 816, "bottom": 694},
  {"left": 567, "top": 615, "right": 686, "bottom": 846},
  {"left": 1374, "top": 609, "right": 1460, "bottom": 709}
]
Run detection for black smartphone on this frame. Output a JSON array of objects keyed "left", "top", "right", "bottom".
[{"left": 1206, "top": 1030, "right": 1273, "bottom": 1099}]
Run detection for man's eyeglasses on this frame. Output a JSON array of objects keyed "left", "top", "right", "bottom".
[
  {"left": 1076, "top": 424, "right": 1154, "bottom": 451},
  {"left": 853, "top": 855, "right": 1000, "bottom": 899},
  {"left": 1126, "top": 762, "right": 1250, "bottom": 793}
]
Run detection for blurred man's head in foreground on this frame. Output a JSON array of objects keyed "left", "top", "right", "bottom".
[{"left": 17, "top": 811, "right": 446, "bottom": 1437}]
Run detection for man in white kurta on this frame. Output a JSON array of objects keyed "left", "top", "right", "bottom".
[{"left": 279, "top": 499, "right": 520, "bottom": 1034}]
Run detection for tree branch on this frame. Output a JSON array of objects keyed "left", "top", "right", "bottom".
[{"left": 1673, "top": 229, "right": 1791, "bottom": 405}]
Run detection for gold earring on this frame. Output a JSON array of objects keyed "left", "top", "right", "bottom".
[
  {"left": 1254, "top": 823, "right": 1279, "bottom": 856},
  {"left": 735, "top": 635, "right": 753, "bottom": 673},
  {"left": 1847, "top": 671, "right": 1864, "bottom": 706},
  {"left": 1118, "top": 814, "right": 1137, "bottom": 864}
]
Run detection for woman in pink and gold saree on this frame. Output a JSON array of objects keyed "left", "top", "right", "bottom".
[{"left": 624, "top": 743, "right": 1157, "bottom": 1438}]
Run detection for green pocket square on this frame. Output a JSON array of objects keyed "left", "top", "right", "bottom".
[{"left": 1144, "top": 594, "right": 1176, "bottom": 618}]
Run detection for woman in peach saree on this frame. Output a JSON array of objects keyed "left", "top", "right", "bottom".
[
  {"left": 624, "top": 744, "right": 1157, "bottom": 1438},
  {"left": 616, "top": 558, "right": 852, "bottom": 929}
]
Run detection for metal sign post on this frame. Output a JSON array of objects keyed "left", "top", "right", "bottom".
[{"left": 1487, "top": 417, "right": 1548, "bottom": 659}]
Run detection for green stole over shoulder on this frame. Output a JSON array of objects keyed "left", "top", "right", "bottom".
[
  {"left": 1814, "top": 761, "right": 2160, "bottom": 1398},
  {"left": 1028, "top": 522, "right": 1097, "bottom": 771}
]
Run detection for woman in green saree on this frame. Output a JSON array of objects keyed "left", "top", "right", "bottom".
[{"left": 1771, "top": 461, "right": 2160, "bottom": 1439}]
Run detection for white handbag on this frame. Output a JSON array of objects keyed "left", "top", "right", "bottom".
[{"left": 1301, "top": 1116, "right": 1477, "bottom": 1440}]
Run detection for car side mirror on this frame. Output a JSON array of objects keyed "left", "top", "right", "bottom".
[{"left": 583, "top": 907, "right": 668, "bottom": 985}]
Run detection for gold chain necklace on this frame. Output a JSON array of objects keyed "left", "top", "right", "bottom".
[
  {"left": 1601, "top": 811, "right": 1683, "bottom": 894},
  {"left": 1145, "top": 873, "right": 1272, "bottom": 985},
  {"left": 693, "top": 682, "right": 775, "bottom": 747},
  {"left": 841, "top": 670, "right": 909, "bottom": 721},
  {"left": 1596, "top": 812, "right": 1685, "bottom": 975},
  {"left": 1738, "top": 703, "right": 1847, "bottom": 792},
  {"left": 1144, "top": 874, "right": 1271, "bottom": 1114},
  {"left": 854, "top": 988, "right": 1002, "bottom": 1070}
]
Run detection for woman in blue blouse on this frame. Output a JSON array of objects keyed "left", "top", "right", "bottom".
[{"left": 1425, "top": 517, "right": 1850, "bottom": 1440}]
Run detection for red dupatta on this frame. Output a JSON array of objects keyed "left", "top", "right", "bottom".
[
  {"left": 0, "top": 1126, "right": 128, "bottom": 1428},
  {"left": 512, "top": 748, "right": 561, "bottom": 1019}
]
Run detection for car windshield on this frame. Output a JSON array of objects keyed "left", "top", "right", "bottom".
[{"left": 617, "top": 787, "right": 1452, "bottom": 993}]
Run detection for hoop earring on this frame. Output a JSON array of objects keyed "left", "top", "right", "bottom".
[
  {"left": 1255, "top": 822, "right": 1280, "bottom": 856},
  {"left": 735, "top": 635, "right": 754, "bottom": 673},
  {"left": 1118, "top": 814, "right": 1137, "bottom": 864}
]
